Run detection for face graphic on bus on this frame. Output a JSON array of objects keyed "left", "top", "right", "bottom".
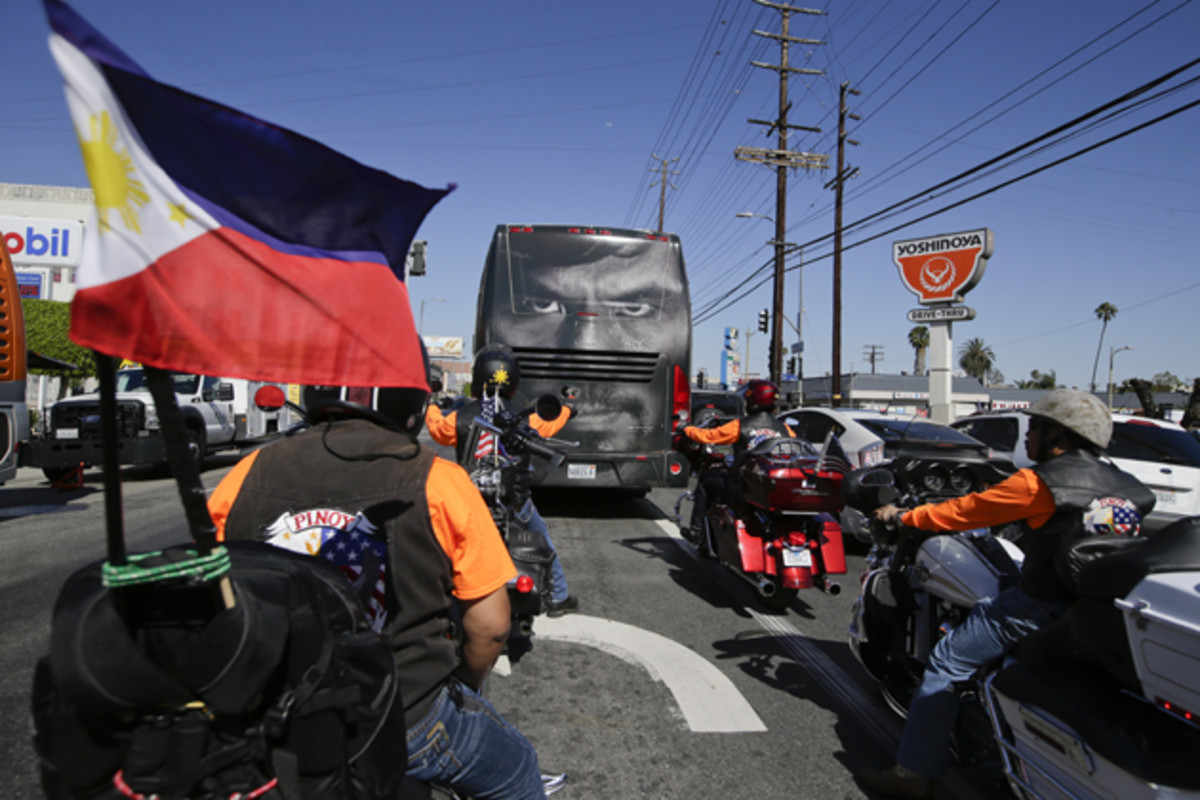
[{"left": 497, "top": 237, "right": 689, "bottom": 452}]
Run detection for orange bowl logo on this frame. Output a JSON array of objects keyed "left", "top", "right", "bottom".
[{"left": 893, "top": 229, "right": 993, "bottom": 304}]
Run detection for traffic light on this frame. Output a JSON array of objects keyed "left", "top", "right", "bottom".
[
  {"left": 757, "top": 308, "right": 769, "bottom": 333},
  {"left": 787, "top": 357, "right": 796, "bottom": 374}
]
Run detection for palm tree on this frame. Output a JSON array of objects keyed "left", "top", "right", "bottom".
[
  {"left": 1089, "top": 302, "right": 1118, "bottom": 392},
  {"left": 908, "top": 325, "right": 929, "bottom": 376},
  {"left": 958, "top": 337, "right": 995, "bottom": 385}
]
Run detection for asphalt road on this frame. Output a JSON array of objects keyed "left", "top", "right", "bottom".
[{"left": 0, "top": 458, "right": 1012, "bottom": 799}]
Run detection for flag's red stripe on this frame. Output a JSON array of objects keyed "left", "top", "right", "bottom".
[{"left": 69, "top": 227, "right": 428, "bottom": 388}]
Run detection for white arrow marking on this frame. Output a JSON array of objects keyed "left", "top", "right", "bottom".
[{"left": 530, "top": 612, "right": 766, "bottom": 733}]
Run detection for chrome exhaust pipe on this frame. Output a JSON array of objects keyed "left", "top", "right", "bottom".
[
  {"left": 756, "top": 577, "right": 777, "bottom": 597},
  {"left": 817, "top": 576, "right": 841, "bottom": 595}
]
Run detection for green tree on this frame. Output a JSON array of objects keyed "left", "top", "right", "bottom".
[
  {"left": 1089, "top": 302, "right": 1118, "bottom": 392},
  {"left": 958, "top": 337, "right": 995, "bottom": 385},
  {"left": 1151, "top": 371, "right": 1184, "bottom": 392},
  {"left": 22, "top": 299, "right": 95, "bottom": 384},
  {"left": 1016, "top": 369, "right": 1057, "bottom": 390},
  {"left": 907, "top": 325, "right": 929, "bottom": 376}
]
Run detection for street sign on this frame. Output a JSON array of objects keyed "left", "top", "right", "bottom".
[
  {"left": 907, "top": 305, "right": 975, "bottom": 323},
  {"left": 893, "top": 228, "right": 993, "bottom": 304}
]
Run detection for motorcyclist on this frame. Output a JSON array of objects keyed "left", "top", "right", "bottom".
[
  {"left": 676, "top": 378, "right": 794, "bottom": 545},
  {"left": 207, "top": 359, "right": 554, "bottom": 799},
  {"left": 858, "top": 388, "right": 1155, "bottom": 799},
  {"left": 424, "top": 343, "right": 580, "bottom": 617}
]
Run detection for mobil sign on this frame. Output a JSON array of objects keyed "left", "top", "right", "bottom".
[
  {"left": 893, "top": 228, "right": 993, "bottom": 304},
  {"left": 1, "top": 215, "right": 83, "bottom": 267}
]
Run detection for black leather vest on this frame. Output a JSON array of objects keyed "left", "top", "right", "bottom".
[
  {"left": 1016, "top": 449, "right": 1156, "bottom": 603},
  {"left": 221, "top": 419, "right": 455, "bottom": 719},
  {"left": 735, "top": 411, "right": 792, "bottom": 459}
]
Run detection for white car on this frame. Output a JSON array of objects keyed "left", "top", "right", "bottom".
[
  {"left": 778, "top": 407, "right": 994, "bottom": 469},
  {"left": 951, "top": 411, "right": 1200, "bottom": 533}
]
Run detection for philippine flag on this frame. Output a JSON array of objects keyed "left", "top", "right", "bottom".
[{"left": 43, "top": 0, "right": 453, "bottom": 389}]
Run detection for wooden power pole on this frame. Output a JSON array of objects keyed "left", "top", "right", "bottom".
[
  {"left": 828, "top": 80, "right": 860, "bottom": 406},
  {"left": 649, "top": 154, "right": 679, "bottom": 234},
  {"left": 735, "top": 0, "right": 827, "bottom": 386}
]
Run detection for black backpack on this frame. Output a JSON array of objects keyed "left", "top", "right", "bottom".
[{"left": 32, "top": 541, "right": 417, "bottom": 800}]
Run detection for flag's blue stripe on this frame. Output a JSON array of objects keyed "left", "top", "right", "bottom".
[
  {"left": 45, "top": 0, "right": 148, "bottom": 77},
  {"left": 181, "top": 186, "right": 392, "bottom": 267},
  {"left": 105, "top": 69, "right": 451, "bottom": 277}
]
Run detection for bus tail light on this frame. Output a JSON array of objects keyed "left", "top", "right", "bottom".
[{"left": 673, "top": 365, "right": 690, "bottom": 423}]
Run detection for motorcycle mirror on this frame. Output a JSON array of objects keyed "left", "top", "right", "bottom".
[
  {"left": 254, "top": 384, "right": 286, "bottom": 411},
  {"left": 535, "top": 394, "right": 562, "bottom": 421},
  {"left": 429, "top": 377, "right": 444, "bottom": 394}
]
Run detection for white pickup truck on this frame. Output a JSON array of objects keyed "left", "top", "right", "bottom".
[{"left": 23, "top": 367, "right": 293, "bottom": 481}]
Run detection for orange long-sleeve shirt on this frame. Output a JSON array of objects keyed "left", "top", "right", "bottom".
[
  {"left": 424, "top": 402, "right": 572, "bottom": 448},
  {"left": 901, "top": 468, "right": 1056, "bottom": 531},
  {"left": 682, "top": 419, "right": 795, "bottom": 445}
]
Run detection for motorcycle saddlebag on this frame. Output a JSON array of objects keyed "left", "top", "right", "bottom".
[{"left": 32, "top": 542, "right": 411, "bottom": 800}]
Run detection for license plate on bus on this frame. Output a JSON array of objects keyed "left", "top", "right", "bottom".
[
  {"left": 56, "top": 428, "right": 79, "bottom": 440},
  {"left": 782, "top": 547, "right": 812, "bottom": 568},
  {"left": 567, "top": 463, "right": 596, "bottom": 480}
]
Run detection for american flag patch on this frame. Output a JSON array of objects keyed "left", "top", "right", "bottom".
[{"left": 474, "top": 395, "right": 498, "bottom": 458}]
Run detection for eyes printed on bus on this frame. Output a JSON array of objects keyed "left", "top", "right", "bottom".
[{"left": 517, "top": 297, "right": 660, "bottom": 318}]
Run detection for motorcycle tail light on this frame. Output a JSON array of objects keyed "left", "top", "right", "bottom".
[{"left": 515, "top": 575, "right": 535, "bottom": 594}]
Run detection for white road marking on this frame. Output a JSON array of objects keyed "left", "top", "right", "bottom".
[{"left": 532, "top": 612, "right": 767, "bottom": 733}]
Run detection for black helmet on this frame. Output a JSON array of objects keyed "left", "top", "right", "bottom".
[
  {"left": 304, "top": 341, "right": 431, "bottom": 435},
  {"left": 472, "top": 343, "right": 520, "bottom": 400}
]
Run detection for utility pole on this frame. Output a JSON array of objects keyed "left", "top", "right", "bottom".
[
  {"left": 828, "top": 81, "right": 860, "bottom": 407},
  {"left": 649, "top": 154, "right": 679, "bottom": 234},
  {"left": 862, "top": 344, "right": 883, "bottom": 374},
  {"left": 735, "top": 0, "right": 827, "bottom": 386}
]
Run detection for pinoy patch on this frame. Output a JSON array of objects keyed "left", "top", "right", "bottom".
[
  {"left": 262, "top": 507, "right": 389, "bottom": 630},
  {"left": 1082, "top": 496, "right": 1143, "bottom": 536}
]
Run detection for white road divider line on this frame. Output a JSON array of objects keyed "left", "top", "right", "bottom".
[{"left": 534, "top": 612, "right": 767, "bottom": 733}]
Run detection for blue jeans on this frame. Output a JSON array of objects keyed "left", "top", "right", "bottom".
[
  {"left": 896, "top": 586, "right": 1069, "bottom": 779},
  {"left": 406, "top": 678, "right": 543, "bottom": 799},
  {"left": 513, "top": 498, "right": 569, "bottom": 603}
]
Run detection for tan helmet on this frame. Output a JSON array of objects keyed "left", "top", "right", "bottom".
[{"left": 1022, "top": 388, "right": 1112, "bottom": 449}]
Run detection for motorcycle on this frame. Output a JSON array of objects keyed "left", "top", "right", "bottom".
[
  {"left": 465, "top": 392, "right": 574, "bottom": 652},
  {"left": 671, "top": 416, "right": 849, "bottom": 611},
  {"left": 843, "top": 453, "right": 1200, "bottom": 800}
]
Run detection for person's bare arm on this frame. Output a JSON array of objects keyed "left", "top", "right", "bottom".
[{"left": 455, "top": 587, "right": 512, "bottom": 690}]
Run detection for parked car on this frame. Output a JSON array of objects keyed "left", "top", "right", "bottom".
[
  {"left": 780, "top": 407, "right": 1007, "bottom": 542},
  {"left": 691, "top": 388, "right": 744, "bottom": 425},
  {"left": 951, "top": 410, "right": 1200, "bottom": 533}
]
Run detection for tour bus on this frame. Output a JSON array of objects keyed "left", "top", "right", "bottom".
[
  {"left": 0, "top": 238, "right": 29, "bottom": 485},
  {"left": 474, "top": 224, "right": 692, "bottom": 492}
]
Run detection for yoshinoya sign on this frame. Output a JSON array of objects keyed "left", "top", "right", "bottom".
[
  {"left": 907, "top": 306, "right": 975, "bottom": 323},
  {"left": 893, "top": 228, "right": 993, "bottom": 304}
]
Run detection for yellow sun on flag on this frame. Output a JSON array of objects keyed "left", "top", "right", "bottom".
[
  {"left": 78, "top": 111, "right": 149, "bottom": 233},
  {"left": 492, "top": 367, "right": 510, "bottom": 387}
]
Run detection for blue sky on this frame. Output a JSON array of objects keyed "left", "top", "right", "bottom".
[{"left": 3, "top": 0, "right": 1198, "bottom": 391}]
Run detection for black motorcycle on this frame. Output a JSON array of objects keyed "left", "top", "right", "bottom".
[{"left": 464, "top": 393, "right": 574, "bottom": 651}]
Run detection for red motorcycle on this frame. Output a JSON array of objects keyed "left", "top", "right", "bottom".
[{"left": 672, "top": 423, "right": 849, "bottom": 610}]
